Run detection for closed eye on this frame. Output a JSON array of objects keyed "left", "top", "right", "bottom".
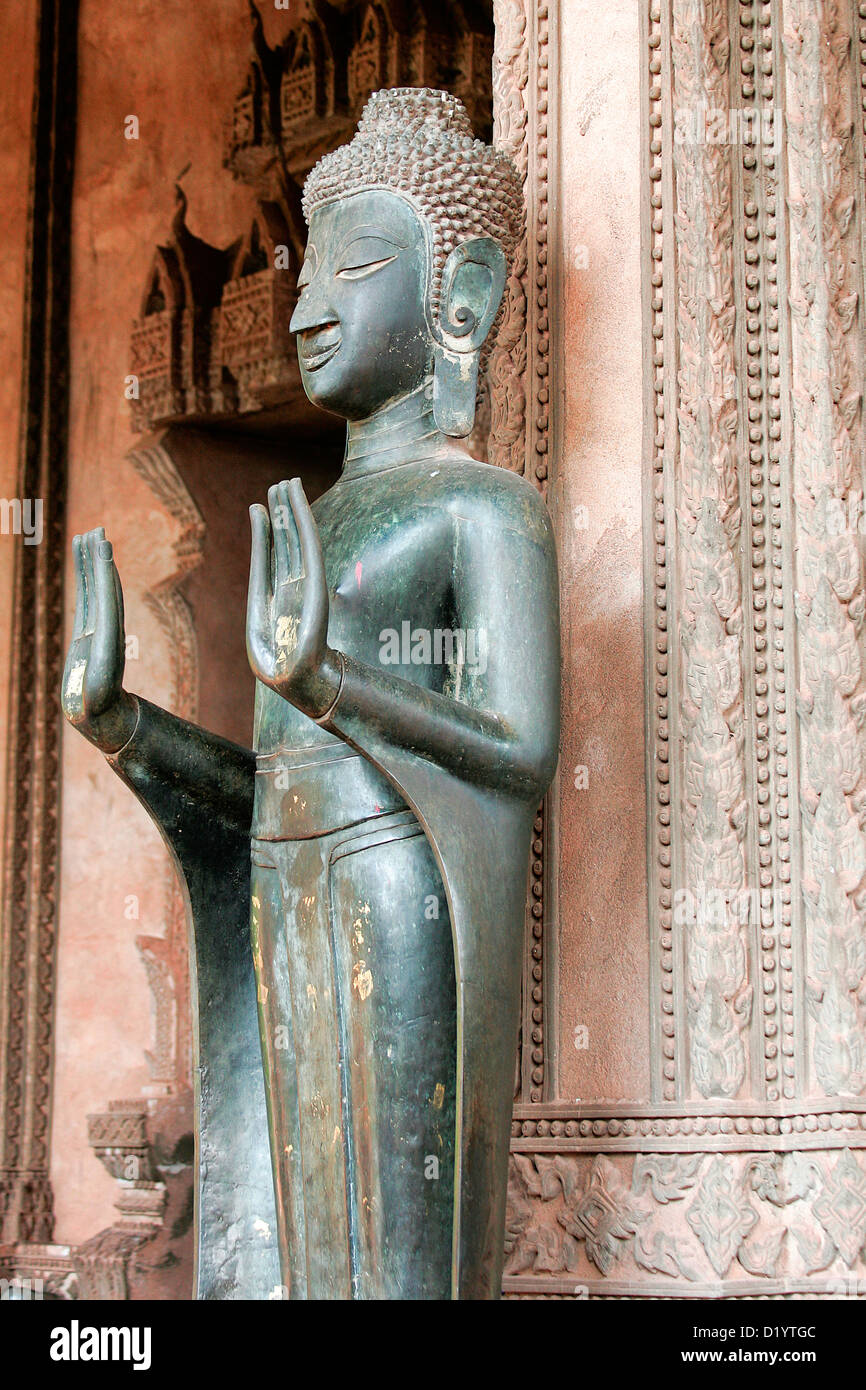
[{"left": 336, "top": 254, "right": 397, "bottom": 280}]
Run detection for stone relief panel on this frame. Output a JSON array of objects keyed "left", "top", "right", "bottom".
[
  {"left": 670, "top": 0, "right": 751, "bottom": 1103},
  {"left": 784, "top": 0, "right": 866, "bottom": 1102},
  {"left": 505, "top": 1142, "right": 866, "bottom": 1296}
]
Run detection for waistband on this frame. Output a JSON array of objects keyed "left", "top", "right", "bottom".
[{"left": 252, "top": 742, "right": 405, "bottom": 840}]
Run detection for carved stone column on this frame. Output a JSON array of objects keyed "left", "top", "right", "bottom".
[
  {"left": 504, "top": 0, "right": 866, "bottom": 1299},
  {"left": 0, "top": 0, "right": 78, "bottom": 1247},
  {"left": 492, "top": 0, "right": 557, "bottom": 1103}
]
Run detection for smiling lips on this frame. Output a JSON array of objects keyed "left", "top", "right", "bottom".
[{"left": 300, "top": 328, "right": 341, "bottom": 371}]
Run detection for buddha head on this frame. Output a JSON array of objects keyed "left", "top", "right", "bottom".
[{"left": 290, "top": 88, "right": 523, "bottom": 436}]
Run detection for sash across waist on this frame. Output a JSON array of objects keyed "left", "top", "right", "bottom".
[{"left": 252, "top": 742, "right": 406, "bottom": 840}]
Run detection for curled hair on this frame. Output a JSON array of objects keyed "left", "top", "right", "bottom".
[{"left": 302, "top": 88, "right": 524, "bottom": 325}]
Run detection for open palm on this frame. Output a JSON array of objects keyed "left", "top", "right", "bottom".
[
  {"left": 62, "top": 527, "right": 134, "bottom": 750},
  {"left": 246, "top": 478, "right": 340, "bottom": 718}
]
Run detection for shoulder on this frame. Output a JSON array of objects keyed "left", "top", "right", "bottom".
[{"left": 414, "top": 452, "right": 554, "bottom": 547}]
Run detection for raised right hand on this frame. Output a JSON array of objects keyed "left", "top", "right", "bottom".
[{"left": 62, "top": 527, "right": 137, "bottom": 752}]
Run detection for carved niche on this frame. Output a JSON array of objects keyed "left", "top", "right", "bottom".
[
  {"left": 133, "top": 1, "right": 498, "bottom": 440},
  {"left": 213, "top": 206, "right": 298, "bottom": 416},
  {"left": 130, "top": 188, "right": 240, "bottom": 432}
]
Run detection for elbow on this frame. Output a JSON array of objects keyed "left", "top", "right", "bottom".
[{"left": 497, "top": 726, "right": 559, "bottom": 799}]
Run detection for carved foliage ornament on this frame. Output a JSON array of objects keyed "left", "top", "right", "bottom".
[
  {"left": 785, "top": 0, "right": 866, "bottom": 1100},
  {"left": 671, "top": 0, "right": 751, "bottom": 1101},
  {"left": 506, "top": 1147, "right": 866, "bottom": 1287}
]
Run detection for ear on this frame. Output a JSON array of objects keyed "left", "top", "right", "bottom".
[
  {"left": 432, "top": 236, "right": 507, "bottom": 438},
  {"left": 436, "top": 237, "right": 507, "bottom": 352}
]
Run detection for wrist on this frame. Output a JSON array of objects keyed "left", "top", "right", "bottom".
[
  {"left": 89, "top": 689, "right": 139, "bottom": 755},
  {"left": 309, "top": 648, "right": 345, "bottom": 723}
]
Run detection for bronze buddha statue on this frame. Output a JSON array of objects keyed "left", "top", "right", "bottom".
[{"left": 62, "top": 88, "right": 560, "bottom": 1300}]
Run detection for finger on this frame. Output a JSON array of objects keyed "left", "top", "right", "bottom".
[
  {"left": 84, "top": 526, "right": 105, "bottom": 628},
  {"left": 72, "top": 535, "right": 87, "bottom": 640},
  {"left": 82, "top": 531, "right": 98, "bottom": 636},
  {"left": 289, "top": 478, "right": 328, "bottom": 639},
  {"left": 268, "top": 483, "right": 291, "bottom": 587},
  {"left": 114, "top": 563, "right": 125, "bottom": 637},
  {"left": 278, "top": 479, "right": 301, "bottom": 580},
  {"left": 62, "top": 636, "right": 88, "bottom": 719},
  {"left": 247, "top": 504, "right": 275, "bottom": 679},
  {"left": 289, "top": 478, "right": 324, "bottom": 583},
  {"left": 88, "top": 538, "right": 123, "bottom": 714}
]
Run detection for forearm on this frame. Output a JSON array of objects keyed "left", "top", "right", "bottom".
[
  {"left": 318, "top": 650, "right": 546, "bottom": 796},
  {"left": 106, "top": 695, "right": 255, "bottom": 835}
]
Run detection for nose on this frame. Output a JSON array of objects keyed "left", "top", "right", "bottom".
[{"left": 290, "top": 284, "right": 339, "bottom": 336}]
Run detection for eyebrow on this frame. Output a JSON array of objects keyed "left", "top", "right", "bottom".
[{"left": 335, "top": 224, "right": 409, "bottom": 258}]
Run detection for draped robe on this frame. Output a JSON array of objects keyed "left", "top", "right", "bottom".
[{"left": 107, "top": 451, "right": 560, "bottom": 1299}]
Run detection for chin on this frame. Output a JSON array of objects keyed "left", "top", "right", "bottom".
[
  {"left": 301, "top": 371, "right": 386, "bottom": 422},
  {"left": 299, "top": 367, "right": 347, "bottom": 417}
]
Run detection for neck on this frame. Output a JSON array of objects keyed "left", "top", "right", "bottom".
[{"left": 343, "top": 381, "right": 449, "bottom": 478}]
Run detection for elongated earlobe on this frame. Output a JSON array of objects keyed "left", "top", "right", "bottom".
[
  {"left": 432, "top": 236, "right": 506, "bottom": 438},
  {"left": 433, "top": 346, "right": 479, "bottom": 438}
]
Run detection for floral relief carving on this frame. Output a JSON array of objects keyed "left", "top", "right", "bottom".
[
  {"left": 670, "top": 0, "right": 751, "bottom": 1100},
  {"left": 785, "top": 0, "right": 866, "bottom": 1099},
  {"left": 506, "top": 1152, "right": 703, "bottom": 1282},
  {"left": 489, "top": 0, "right": 530, "bottom": 475},
  {"left": 810, "top": 1148, "right": 866, "bottom": 1267},
  {"left": 685, "top": 1157, "right": 759, "bottom": 1276},
  {"left": 505, "top": 1147, "right": 866, "bottom": 1289}
]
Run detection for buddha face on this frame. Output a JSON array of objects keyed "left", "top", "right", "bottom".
[{"left": 290, "top": 190, "right": 433, "bottom": 421}]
